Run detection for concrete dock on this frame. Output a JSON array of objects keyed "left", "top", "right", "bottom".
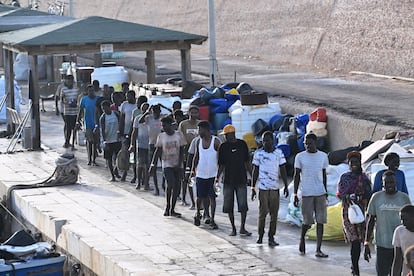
[{"left": 0, "top": 98, "right": 377, "bottom": 275}]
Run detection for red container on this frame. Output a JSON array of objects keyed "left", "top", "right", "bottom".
[
  {"left": 310, "top": 107, "right": 327, "bottom": 122},
  {"left": 198, "top": 105, "right": 210, "bottom": 121}
]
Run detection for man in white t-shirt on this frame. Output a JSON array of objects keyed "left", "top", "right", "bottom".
[
  {"left": 149, "top": 116, "right": 186, "bottom": 217},
  {"left": 252, "top": 131, "right": 288, "bottom": 246},
  {"left": 293, "top": 132, "right": 329, "bottom": 258},
  {"left": 392, "top": 205, "right": 414, "bottom": 276},
  {"left": 119, "top": 90, "right": 136, "bottom": 181},
  {"left": 405, "top": 245, "right": 414, "bottom": 276}
]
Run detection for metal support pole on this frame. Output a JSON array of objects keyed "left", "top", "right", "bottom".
[
  {"left": 29, "top": 55, "right": 41, "bottom": 150},
  {"left": 208, "top": 0, "right": 218, "bottom": 87}
]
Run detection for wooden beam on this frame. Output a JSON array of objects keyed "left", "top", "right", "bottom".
[
  {"left": 29, "top": 55, "right": 41, "bottom": 150},
  {"left": 6, "top": 41, "right": 194, "bottom": 56},
  {"left": 181, "top": 49, "right": 192, "bottom": 81},
  {"left": 0, "top": 43, "right": 3, "bottom": 67},
  {"left": 145, "top": 50, "right": 155, "bottom": 84},
  {"left": 5, "top": 49, "right": 15, "bottom": 134}
]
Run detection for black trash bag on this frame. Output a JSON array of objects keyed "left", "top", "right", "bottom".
[
  {"left": 252, "top": 119, "right": 270, "bottom": 136},
  {"left": 286, "top": 133, "right": 300, "bottom": 156},
  {"left": 197, "top": 87, "right": 215, "bottom": 105},
  {"left": 189, "top": 97, "right": 203, "bottom": 107},
  {"left": 328, "top": 146, "right": 360, "bottom": 165},
  {"left": 180, "top": 80, "right": 204, "bottom": 99},
  {"left": 211, "top": 87, "right": 226, "bottom": 99},
  {"left": 279, "top": 116, "right": 294, "bottom": 132},
  {"left": 236, "top": 82, "right": 254, "bottom": 94},
  {"left": 272, "top": 114, "right": 294, "bottom": 132}
]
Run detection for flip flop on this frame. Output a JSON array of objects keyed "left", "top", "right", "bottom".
[
  {"left": 239, "top": 230, "right": 252, "bottom": 236},
  {"left": 315, "top": 252, "right": 328, "bottom": 258}
]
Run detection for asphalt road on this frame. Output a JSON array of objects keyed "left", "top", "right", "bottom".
[{"left": 103, "top": 50, "right": 414, "bottom": 130}]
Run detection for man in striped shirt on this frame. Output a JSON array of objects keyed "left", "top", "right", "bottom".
[{"left": 60, "top": 74, "right": 80, "bottom": 150}]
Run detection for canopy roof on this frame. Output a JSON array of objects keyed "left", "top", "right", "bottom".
[
  {"left": 0, "top": 4, "right": 17, "bottom": 13},
  {"left": 0, "top": 7, "right": 49, "bottom": 17},
  {"left": 0, "top": 16, "right": 207, "bottom": 55},
  {"left": 0, "top": 15, "right": 71, "bottom": 32}
]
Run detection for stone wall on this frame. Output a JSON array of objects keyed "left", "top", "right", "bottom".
[{"left": 69, "top": 0, "right": 414, "bottom": 77}]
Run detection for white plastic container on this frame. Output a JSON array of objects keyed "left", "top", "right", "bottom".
[
  {"left": 230, "top": 102, "right": 281, "bottom": 139},
  {"left": 91, "top": 66, "right": 129, "bottom": 90},
  {"left": 306, "top": 121, "right": 328, "bottom": 137}
]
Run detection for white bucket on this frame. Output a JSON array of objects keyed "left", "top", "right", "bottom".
[{"left": 77, "top": 130, "right": 86, "bottom": 146}]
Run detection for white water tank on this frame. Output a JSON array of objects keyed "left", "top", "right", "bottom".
[
  {"left": 230, "top": 102, "right": 281, "bottom": 139},
  {"left": 91, "top": 66, "right": 129, "bottom": 90}
]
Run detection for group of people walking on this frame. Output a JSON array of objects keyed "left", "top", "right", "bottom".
[
  {"left": 56, "top": 76, "right": 414, "bottom": 276},
  {"left": 337, "top": 150, "right": 413, "bottom": 276}
]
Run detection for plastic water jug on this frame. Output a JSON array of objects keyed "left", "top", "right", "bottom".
[{"left": 230, "top": 102, "right": 281, "bottom": 139}]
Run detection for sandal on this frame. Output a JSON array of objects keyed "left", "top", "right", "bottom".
[
  {"left": 239, "top": 230, "right": 252, "bottom": 236},
  {"left": 210, "top": 222, "right": 218, "bottom": 230},
  {"left": 315, "top": 251, "right": 328, "bottom": 258}
]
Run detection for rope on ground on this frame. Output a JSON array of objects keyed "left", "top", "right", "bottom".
[{"left": 2, "top": 153, "right": 79, "bottom": 230}]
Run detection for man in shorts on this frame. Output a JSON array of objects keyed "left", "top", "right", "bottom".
[
  {"left": 149, "top": 117, "right": 186, "bottom": 217},
  {"left": 130, "top": 102, "right": 150, "bottom": 190},
  {"left": 217, "top": 124, "right": 251, "bottom": 236},
  {"left": 140, "top": 104, "right": 162, "bottom": 195},
  {"left": 179, "top": 105, "right": 200, "bottom": 208},
  {"left": 77, "top": 85, "right": 100, "bottom": 165},
  {"left": 100, "top": 101, "right": 121, "bottom": 181},
  {"left": 293, "top": 132, "right": 329, "bottom": 258},
  {"left": 191, "top": 121, "right": 221, "bottom": 230}
]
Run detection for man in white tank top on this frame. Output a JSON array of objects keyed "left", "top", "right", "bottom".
[{"left": 191, "top": 121, "right": 221, "bottom": 230}]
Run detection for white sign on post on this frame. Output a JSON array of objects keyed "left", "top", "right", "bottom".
[{"left": 100, "top": 44, "right": 114, "bottom": 54}]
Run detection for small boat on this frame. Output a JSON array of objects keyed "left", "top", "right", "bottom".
[{"left": 0, "top": 230, "right": 65, "bottom": 276}]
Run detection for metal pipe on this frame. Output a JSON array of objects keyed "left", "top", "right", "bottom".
[{"left": 208, "top": 0, "right": 217, "bottom": 87}]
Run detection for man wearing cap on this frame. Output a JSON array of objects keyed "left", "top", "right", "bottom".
[{"left": 217, "top": 124, "right": 252, "bottom": 237}]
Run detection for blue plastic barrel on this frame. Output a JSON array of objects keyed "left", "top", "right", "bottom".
[{"left": 209, "top": 98, "right": 229, "bottom": 114}]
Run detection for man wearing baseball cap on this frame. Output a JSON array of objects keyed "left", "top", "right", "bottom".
[{"left": 217, "top": 124, "right": 252, "bottom": 236}]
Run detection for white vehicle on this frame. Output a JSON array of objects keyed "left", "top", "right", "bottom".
[{"left": 91, "top": 65, "right": 129, "bottom": 90}]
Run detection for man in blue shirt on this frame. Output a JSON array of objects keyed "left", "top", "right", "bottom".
[
  {"left": 77, "top": 85, "right": 100, "bottom": 166},
  {"left": 373, "top": 152, "right": 408, "bottom": 195}
]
